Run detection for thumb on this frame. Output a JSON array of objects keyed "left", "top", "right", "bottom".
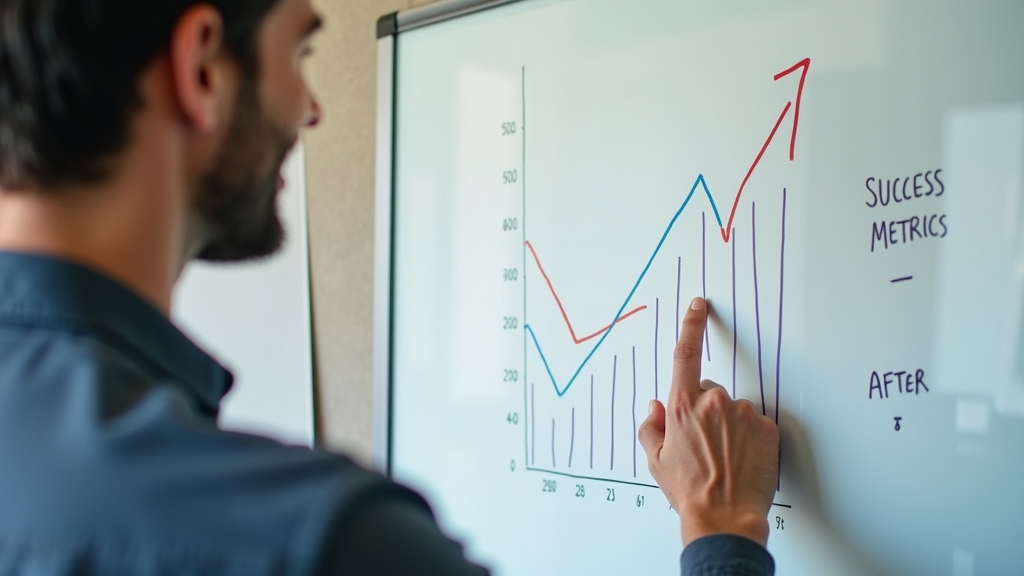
[{"left": 638, "top": 399, "right": 666, "bottom": 461}]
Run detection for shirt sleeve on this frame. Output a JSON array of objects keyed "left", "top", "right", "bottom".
[
  {"left": 680, "top": 534, "right": 775, "bottom": 576},
  {"left": 316, "top": 496, "right": 491, "bottom": 576},
  {"left": 317, "top": 488, "right": 772, "bottom": 576}
]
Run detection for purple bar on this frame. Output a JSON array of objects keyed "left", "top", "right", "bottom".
[
  {"left": 589, "top": 375, "right": 594, "bottom": 470},
  {"left": 891, "top": 276, "right": 913, "bottom": 283},
  {"left": 531, "top": 382, "right": 536, "bottom": 465},
  {"left": 732, "top": 228, "right": 738, "bottom": 398},
  {"left": 776, "top": 188, "right": 787, "bottom": 425},
  {"left": 632, "top": 346, "right": 637, "bottom": 479},
  {"left": 752, "top": 203, "right": 766, "bottom": 417},
  {"left": 654, "top": 298, "right": 659, "bottom": 399},
  {"left": 610, "top": 355, "right": 617, "bottom": 470},
  {"left": 776, "top": 188, "right": 788, "bottom": 491},
  {"left": 676, "top": 256, "right": 681, "bottom": 339},
  {"left": 569, "top": 407, "right": 576, "bottom": 468},
  {"left": 551, "top": 418, "right": 556, "bottom": 468},
  {"left": 702, "top": 212, "right": 710, "bottom": 361}
]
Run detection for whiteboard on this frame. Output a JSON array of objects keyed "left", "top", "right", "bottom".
[
  {"left": 378, "top": 1, "right": 1024, "bottom": 575},
  {"left": 174, "top": 145, "right": 315, "bottom": 447}
]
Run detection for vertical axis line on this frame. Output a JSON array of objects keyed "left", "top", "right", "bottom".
[
  {"left": 610, "top": 355, "right": 617, "bottom": 470},
  {"left": 632, "top": 346, "right": 637, "bottom": 479},
  {"left": 569, "top": 407, "right": 576, "bottom": 468},
  {"left": 752, "top": 203, "right": 766, "bottom": 416},
  {"left": 521, "top": 65, "right": 529, "bottom": 468},
  {"left": 775, "top": 188, "right": 788, "bottom": 492},
  {"left": 654, "top": 298, "right": 659, "bottom": 399},
  {"left": 731, "top": 229, "right": 738, "bottom": 398},
  {"left": 702, "top": 212, "right": 710, "bottom": 361},
  {"left": 550, "top": 418, "right": 556, "bottom": 468},
  {"left": 589, "top": 376, "right": 594, "bottom": 470}
]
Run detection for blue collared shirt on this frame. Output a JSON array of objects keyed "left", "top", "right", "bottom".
[
  {"left": 0, "top": 252, "right": 493, "bottom": 575},
  {"left": 0, "top": 251, "right": 771, "bottom": 576}
]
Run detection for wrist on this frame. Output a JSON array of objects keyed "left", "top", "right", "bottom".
[{"left": 680, "top": 505, "right": 770, "bottom": 548}]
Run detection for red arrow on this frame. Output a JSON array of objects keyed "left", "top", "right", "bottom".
[
  {"left": 719, "top": 58, "right": 810, "bottom": 242},
  {"left": 774, "top": 57, "right": 811, "bottom": 161}
]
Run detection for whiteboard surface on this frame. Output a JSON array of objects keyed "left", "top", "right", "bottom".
[
  {"left": 385, "top": 1, "right": 1024, "bottom": 575},
  {"left": 174, "top": 145, "right": 315, "bottom": 447}
]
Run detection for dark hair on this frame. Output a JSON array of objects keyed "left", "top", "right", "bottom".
[{"left": 0, "top": 0, "right": 280, "bottom": 189}]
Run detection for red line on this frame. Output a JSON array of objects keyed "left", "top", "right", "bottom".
[
  {"left": 524, "top": 240, "right": 647, "bottom": 345},
  {"left": 719, "top": 101, "right": 792, "bottom": 243},
  {"left": 575, "top": 306, "right": 647, "bottom": 344}
]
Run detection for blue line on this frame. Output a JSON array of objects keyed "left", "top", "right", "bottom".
[
  {"left": 697, "top": 174, "right": 725, "bottom": 228},
  {"left": 525, "top": 325, "right": 557, "bottom": 389},
  {"left": 525, "top": 173, "right": 724, "bottom": 398}
]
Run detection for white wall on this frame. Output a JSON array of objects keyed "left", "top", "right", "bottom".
[{"left": 172, "top": 145, "right": 315, "bottom": 447}]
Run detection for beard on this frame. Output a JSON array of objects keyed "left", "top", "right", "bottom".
[{"left": 193, "top": 76, "right": 296, "bottom": 262}]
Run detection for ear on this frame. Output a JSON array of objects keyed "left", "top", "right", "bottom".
[{"left": 168, "top": 5, "right": 229, "bottom": 133}]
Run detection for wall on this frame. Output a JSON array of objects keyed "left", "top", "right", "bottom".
[{"left": 303, "top": 0, "right": 436, "bottom": 463}]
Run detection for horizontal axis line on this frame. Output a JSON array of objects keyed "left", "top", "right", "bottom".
[
  {"left": 525, "top": 466, "right": 657, "bottom": 488},
  {"left": 524, "top": 467, "right": 794, "bottom": 509}
]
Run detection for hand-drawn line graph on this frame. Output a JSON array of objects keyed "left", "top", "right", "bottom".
[{"left": 519, "top": 59, "right": 808, "bottom": 494}]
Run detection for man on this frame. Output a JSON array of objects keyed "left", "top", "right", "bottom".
[{"left": 0, "top": 0, "right": 779, "bottom": 574}]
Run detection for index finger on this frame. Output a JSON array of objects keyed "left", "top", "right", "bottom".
[{"left": 669, "top": 297, "right": 708, "bottom": 408}]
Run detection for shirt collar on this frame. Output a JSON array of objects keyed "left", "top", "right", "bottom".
[{"left": 0, "top": 251, "right": 233, "bottom": 416}]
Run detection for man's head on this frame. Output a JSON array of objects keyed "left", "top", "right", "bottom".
[{"left": 0, "top": 0, "right": 322, "bottom": 262}]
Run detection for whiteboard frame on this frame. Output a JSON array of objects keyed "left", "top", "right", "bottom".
[
  {"left": 372, "top": 32, "right": 395, "bottom": 473},
  {"left": 379, "top": 0, "right": 523, "bottom": 37}
]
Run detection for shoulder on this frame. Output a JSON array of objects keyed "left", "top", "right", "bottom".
[
  {"left": 0, "top": 337, "right": 424, "bottom": 574},
  {"left": 113, "top": 416, "right": 429, "bottom": 574}
]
